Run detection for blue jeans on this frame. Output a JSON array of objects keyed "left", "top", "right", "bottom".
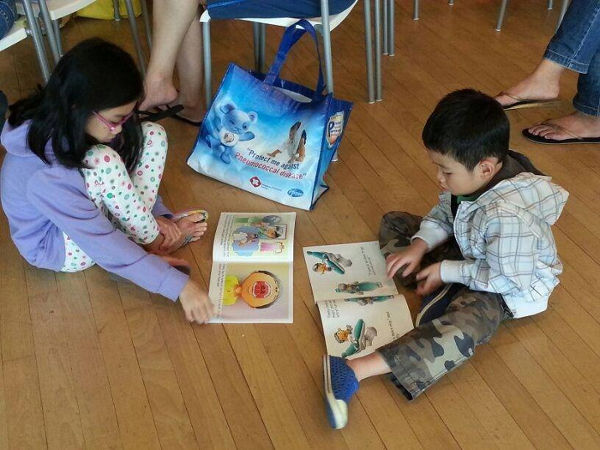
[
  {"left": 0, "top": 0, "right": 16, "bottom": 40},
  {"left": 544, "top": 0, "right": 600, "bottom": 116}
]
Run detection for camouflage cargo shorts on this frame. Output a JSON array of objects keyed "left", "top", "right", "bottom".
[{"left": 377, "top": 211, "right": 512, "bottom": 400}]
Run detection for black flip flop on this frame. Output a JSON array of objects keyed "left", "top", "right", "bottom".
[
  {"left": 171, "top": 113, "right": 203, "bottom": 127},
  {"left": 137, "top": 104, "right": 184, "bottom": 122},
  {"left": 498, "top": 91, "right": 560, "bottom": 111},
  {"left": 522, "top": 124, "right": 600, "bottom": 145},
  {"left": 154, "top": 105, "right": 202, "bottom": 126}
]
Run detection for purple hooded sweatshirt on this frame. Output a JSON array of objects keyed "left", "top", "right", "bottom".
[{"left": 0, "top": 121, "right": 188, "bottom": 301}]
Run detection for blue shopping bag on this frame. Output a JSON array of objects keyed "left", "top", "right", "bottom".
[{"left": 187, "top": 19, "right": 352, "bottom": 210}]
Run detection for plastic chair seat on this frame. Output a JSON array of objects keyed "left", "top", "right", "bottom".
[{"left": 0, "top": 17, "right": 27, "bottom": 51}]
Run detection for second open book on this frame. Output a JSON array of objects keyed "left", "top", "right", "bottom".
[
  {"left": 208, "top": 212, "right": 295, "bottom": 323},
  {"left": 303, "top": 241, "right": 414, "bottom": 359}
]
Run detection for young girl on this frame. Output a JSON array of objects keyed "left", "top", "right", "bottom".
[{"left": 0, "top": 38, "right": 214, "bottom": 323}]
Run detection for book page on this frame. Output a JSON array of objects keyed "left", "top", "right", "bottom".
[
  {"left": 213, "top": 212, "right": 296, "bottom": 262},
  {"left": 303, "top": 241, "right": 397, "bottom": 302},
  {"left": 208, "top": 261, "right": 293, "bottom": 323},
  {"left": 317, "top": 295, "right": 413, "bottom": 359}
]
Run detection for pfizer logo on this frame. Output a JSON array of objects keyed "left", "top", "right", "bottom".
[{"left": 287, "top": 188, "right": 304, "bottom": 197}]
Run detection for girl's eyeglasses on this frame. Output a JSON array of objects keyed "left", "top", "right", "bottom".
[{"left": 93, "top": 110, "right": 135, "bottom": 133}]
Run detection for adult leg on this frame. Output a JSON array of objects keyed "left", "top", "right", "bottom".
[
  {"left": 527, "top": 45, "right": 600, "bottom": 141},
  {"left": 496, "top": 0, "right": 600, "bottom": 108},
  {"left": 173, "top": 7, "right": 204, "bottom": 122},
  {"left": 139, "top": 0, "right": 201, "bottom": 112}
]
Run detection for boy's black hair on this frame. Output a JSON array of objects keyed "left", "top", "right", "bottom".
[
  {"left": 422, "top": 89, "right": 509, "bottom": 170},
  {"left": 9, "top": 38, "right": 144, "bottom": 172}
]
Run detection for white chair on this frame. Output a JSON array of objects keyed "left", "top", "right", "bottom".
[
  {"left": 16, "top": 0, "right": 96, "bottom": 66},
  {"left": 0, "top": 10, "right": 51, "bottom": 81},
  {"left": 200, "top": 0, "right": 384, "bottom": 107}
]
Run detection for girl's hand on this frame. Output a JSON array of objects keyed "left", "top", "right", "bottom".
[
  {"left": 156, "top": 216, "right": 183, "bottom": 251},
  {"left": 386, "top": 238, "right": 428, "bottom": 279},
  {"left": 179, "top": 279, "right": 215, "bottom": 324},
  {"left": 415, "top": 262, "right": 443, "bottom": 296}
]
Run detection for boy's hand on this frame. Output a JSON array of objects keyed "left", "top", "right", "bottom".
[
  {"left": 386, "top": 239, "right": 428, "bottom": 279},
  {"left": 416, "top": 262, "right": 443, "bottom": 296},
  {"left": 179, "top": 280, "right": 215, "bottom": 324}
]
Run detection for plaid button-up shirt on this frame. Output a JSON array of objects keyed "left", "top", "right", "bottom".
[{"left": 414, "top": 173, "right": 569, "bottom": 318}]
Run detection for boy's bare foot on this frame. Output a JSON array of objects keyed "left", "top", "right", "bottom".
[{"left": 526, "top": 111, "right": 600, "bottom": 141}]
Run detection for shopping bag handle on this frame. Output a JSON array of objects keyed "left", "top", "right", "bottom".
[{"left": 264, "top": 19, "right": 326, "bottom": 99}]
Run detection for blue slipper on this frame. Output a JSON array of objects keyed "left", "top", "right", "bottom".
[{"left": 323, "top": 355, "right": 359, "bottom": 429}]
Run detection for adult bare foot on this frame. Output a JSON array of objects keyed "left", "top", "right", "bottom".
[
  {"left": 495, "top": 59, "right": 563, "bottom": 108},
  {"left": 525, "top": 111, "right": 600, "bottom": 141},
  {"left": 170, "top": 96, "right": 204, "bottom": 123},
  {"left": 139, "top": 75, "right": 179, "bottom": 112}
]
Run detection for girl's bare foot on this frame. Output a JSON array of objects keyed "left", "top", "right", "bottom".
[
  {"left": 526, "top": 111, "right": 600, "bottom": 141},
  {"left": 175, "top": 214, "right": 208, "bottom": 243}
]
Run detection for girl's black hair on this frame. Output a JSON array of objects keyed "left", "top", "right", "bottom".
[{"left": 8, "top": 38, "right": 144, "bottom": 171}]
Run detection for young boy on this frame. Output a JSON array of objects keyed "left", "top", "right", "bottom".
[{"left": 323, "top": 89, "right": 569, "bottom": 429}]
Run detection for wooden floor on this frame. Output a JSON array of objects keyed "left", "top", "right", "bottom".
[{"left": 1, "top": 1, "right": 600, "bottom": 448}]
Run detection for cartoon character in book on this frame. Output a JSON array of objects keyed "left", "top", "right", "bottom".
[
  {"left": 204, "top": 102, "right": 257, "bottom": 164},
  {"left": 307, "top": 251, "right": 352, "bottom": 275},
  {"left": 334, "top": 319, "right": 378, "bottom": 358},
  {"left": 344, "top": 295, "right": 393, "bottom": 306},
  {"left": 267, "top": 121, "right": 307, "bottom": 163},
  {"left": 259, "top": 241, "right": 285, "bottom": 254},
  {"left": 247, "top": 215, "right": 281, "bottom": 226},
  {"left": 335, "top": 281, "right": 383, "bottom": 295},
  {"left": 222, "top": 270, "right": 281, "bottom": 308}
]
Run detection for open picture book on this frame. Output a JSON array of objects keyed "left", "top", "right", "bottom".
[
  {"left": 208, "top": 212, "right": 296, "bottom": 323},
  {"left": 303, "top": 241, "right": 414, "bottom": 359}
]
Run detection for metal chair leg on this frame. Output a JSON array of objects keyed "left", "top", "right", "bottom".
[
  {"left": 448, "top": 0, "right": 454, "bottom": 5},
  {"left": 556, "top": 0, "right": 569, "bottom": 31},
  {"left": 547, "top": 0, "right": 554, "bottom": 9},
  {"left": 123, "top": 0, "right": 146, "bottom": 76},
  {"left": 320, "top": 0, "right": 334, "bottom": 94},
  {"left": 496, "top": 0, "right": 509, "bottom": 31},
  {"left": 388, "top": 0, "right": 394, "bottom": 56},
  {"left": 21, "top": 0, "right": 51, "bottom": 82},
  {"left": 253, "top": 23, "right": 260, "bottom": 71},
  {"left": 36, "top": 0, "right": 60, "bottom": 65},
  {"left": 413, "top": 0, "right": 419, "bottom": 20},
  {"left": 382, "top": 0, "right": 388, "bottom": 55},
  {"left": 113, "top": 0, "right": 121, "bottom": 21},
  {"left": 52, "top": 20, "right": 63, "bottom": 57},
  {"left": 374, "top": 0, "right": 382, "bottom": 101},
  {"left": 364, "top": 0, "right": 375, "bottom": 103},
  {"left": 259, "top": 23, "right": 265, "bottom": 73},
  {"left": 140, "top": 0, "right": 152, "bottom": 51},
  {"left": 202, "top": 21, "right": 212, "bottom": 109}
]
